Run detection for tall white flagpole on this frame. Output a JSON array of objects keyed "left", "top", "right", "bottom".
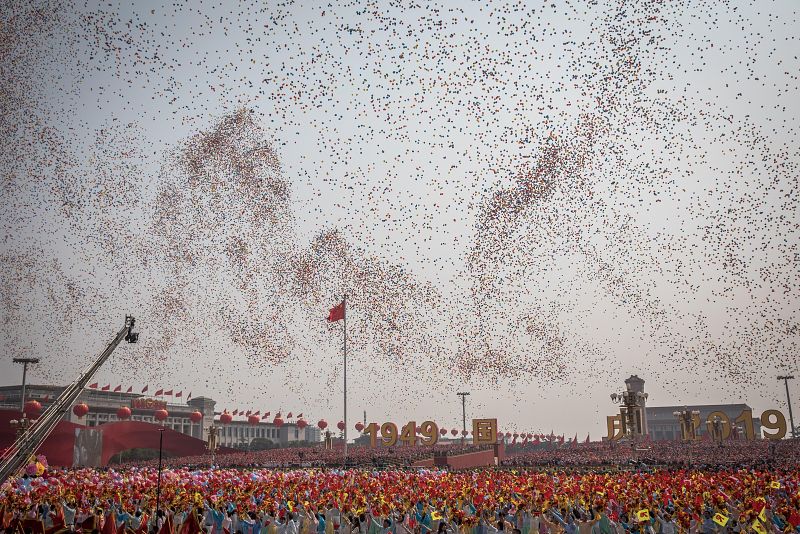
[{"left": 343, "top": 294, "right": 347, "bottom": 462}]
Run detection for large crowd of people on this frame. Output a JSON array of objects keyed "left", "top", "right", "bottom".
[
  {"left": 502, "top": 440, "right": 800, "bottom": 469},
  {"left": 2, "top": 439, "right": 799, "bottom": 534},
  {"left": 1, "top": 465, "right": 799, "bottom": 534},
  {"left": 113, "top": 438, "right": 800, "bottom": 471},
  {"left": 118, "top": 443, "right": 493, "bottom": 470}
]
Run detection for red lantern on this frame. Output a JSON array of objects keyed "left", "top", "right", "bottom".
[
  {"left": 297, "top": 418, "right": 308, "bottom": 429},
  {"left": 355, "top": 422, "right": 364, "bottom": 432},
  {"left": 461, "top": 430, "right": 468, "bottom": 437},
  {"left": 248, "top": 415, "right": 259, "bottom": 425},
  {"left": 317, "top": 419, "right": 328, "bottom": 430},
  {"left": 337, "top": 420, "right": 345, "bottom": 431},
  {"left": 513, "top": 432, "right": 519, "bottom": 439},
  {"left": 72, "top": 403, "right": 89, "bottom": 417},
  {"left": 439, "top": 427, "right": 447, "bottom": 436},
  {"left": 154, "top": 409, "right": 168, "bottom": 421},
  {"left": 505, "top": 432, "right": 511, "bottom": 438},
  {"left": 24, "top": 400, "right": 41, "bottom": 416},
  {"left": 450, "top": 428, "right": 458, "bottom": 436},
  {"left": 219, "top": 412, "right": 233, "bottom": 424},
  {"left": 117, "top": 406, "right": 131, "bottom": 420},
  {"left": 273, "top": 416, "right": 284, "bottom": 427},
  {"left": 190, "top": 411, "right": 203, "bottom": 423}
]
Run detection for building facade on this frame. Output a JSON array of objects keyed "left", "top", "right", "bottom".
[
  {"left": 0, "top": 384, "right": 318, "bottom": 447},
  {"left": 646, "top": 404, "right": 763, "bottom": 441}
]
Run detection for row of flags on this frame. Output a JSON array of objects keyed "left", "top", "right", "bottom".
[
  {"left": 87, "top": 383, "right": 192, "bottom": 400},
  {"left": 214, "top": 410, "right": 304, "bottom": 419}
]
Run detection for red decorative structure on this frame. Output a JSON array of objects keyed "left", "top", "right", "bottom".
[
  {"left": 296, "top": 418, "right": 308, "bottom": 429},
  {"left": 355, "top": 422, "right": 364, "bottom": 432},
  {"left": 248, "top": 415, "right": 259, "bottom": 425},
  {"left": 219, "top": 412, "right": 233, "bottom": 424},
  {"left": 24, "top": 400, "right": 41, "bottom": 416},
  {"left": 154, "top": 409, "right": 169, "bottom": 421},
  {"left": 337, "top": 420, "right": 345, "bottom": 431},
  {"left": 189, "top": 411, "right": 203, "bottom": 423},
  {"left": 439, "top": 427, "right": 447, "bottom": 436},
  {"left": 317, "top": 419, "right": 328, "bottom": 430},
  {"left": 116, "top": 407, "right": 131, "bottom": 420},
  {"left": 450, "top": 428, "right": 458, "bottom": 436},
  {"left": 273, "top": 416, "right": 284, "bottom": 427},
  {"left": 72, "top": 404, "right": 89, "bottom": 418}
]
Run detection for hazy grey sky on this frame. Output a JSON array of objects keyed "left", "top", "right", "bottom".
[{"left": 1, "top": 0, "right": 798, "bottom": 439}]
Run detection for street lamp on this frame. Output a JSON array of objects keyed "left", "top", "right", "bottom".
[
  {"left": 777, "top": 376, "right": 796, "bottom": 439},
  {"left": 155, "top": 427, "right": 165, "bottom": 522},
  {"left": 205, "top": 426, "right": 219, "bottom": 466},
  {"left": 610, "top": 390, "right": 648, "bottom": 446},
  {"left": 457, "top": 392, "right": 470, "bottom": 442},
  {"left": 9, "top": 417, "right": 37, "bottom": 439},
  {"left": 13, "top": 357, "right": 40, "bottom": 416},
  {"left": 672, "top": 408, "right": 701, "bottom": 440},
  {"left": 711, "top": 416, "right": 724, "bottom": 447}
]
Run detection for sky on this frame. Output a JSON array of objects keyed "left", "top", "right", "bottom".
[{"left": 1, "top": 0, "right": 799, "bottom": 440}]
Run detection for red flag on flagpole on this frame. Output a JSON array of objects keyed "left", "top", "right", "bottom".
[
  {"left": 164, "top": 390, "right": 173, "bottom": 396},
  {"left": 89, "top": 383, "right": 98, "bottom": 389},
  {"left": 175, "top": 391, "right": 182, "bottom": 398},
  {"left": 142, "top": 385, "right": 149, "bottom": 394},
  {"left": 287, "top": 412, "right": 293, "bottom": 418},
  {"left": 101, "top": 384, "right": 111, "bottom": 391},
  {"left": 261, "top": 413, "right": 269, "bottom": 420},
  {"left": 126, "top": 386, "right": 133, "bottom": 393},
  {"left": 113, "top": 385, "right": 122, "bottom": 392},
  {"left": 155, "top": 388, "right": 163, "bottom": 396},
  {"left": 327, "top": 301, "right": 345, "bottom": 322},
  {"left": 232, "top": 410, "right": 238, "bottom": 416},
  {"left": 297, "top": 413, "right": 303, "bottom": 418}
]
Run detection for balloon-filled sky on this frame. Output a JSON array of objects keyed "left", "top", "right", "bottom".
[{"left": 1, "top": 0, "right": 798, "bottom": 438}]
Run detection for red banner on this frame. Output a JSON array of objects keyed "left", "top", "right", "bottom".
[{"left": 131, "top": 398, "right": 167, "bottom": 410}]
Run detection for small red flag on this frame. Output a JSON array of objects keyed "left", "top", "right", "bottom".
[
  {"left": 164, "top": 389, "right": 173, "bottom": 396},
  {"left": 101, "top": 384, "right": 111, "bottom": 391},
  {"left": 113, "top": 385, "right": 122, "bottom": 392},
  {"left": 232, "top": 409, "right": 238, "bottom": 416},
  {"left": 142, "top": 385, "right": 149, "bottom": 393},
  {"left": 89, "top": 383, "right": 98, "bottom": 389},
  {"left": 287, "top": 412, "right": 293, "bottom": 418},
  {"left": 296, "top": 413, "right": 303, "bottom": 418},
  {"left": 788, "top": 511, "right": 800, "bottom": 529},
  {"left": 126, "top": 386, "right": 133, "bottom": 393},
  {"left": 327, "top": 300, "right": 345, "bottom": 322},
  {"left": 261, "top": 413, "right": 269, "bottom": 419},
  {"left": 155, "top": 388, "right": 163, "bottom": 396},
  {"left": 175, "top": 391, "right": 182, "bottom": 398}
]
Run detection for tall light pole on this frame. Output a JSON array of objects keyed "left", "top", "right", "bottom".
[
  {"left": 13, "top": 357, "right": 40, "bottom": 416},
  {"left": 156, "top": 427, "right": 165, "bottom": 521},
  {"left": 457, "top": 392, "right": 470, "bottom": 441},
  {"left": 777, "top": 375, "right": 796, "bottom": 439}
]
